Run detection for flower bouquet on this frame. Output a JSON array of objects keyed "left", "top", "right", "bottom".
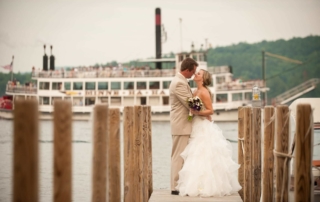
[{"left": 186, "top": 96, "right": 203, "bottom": 121}]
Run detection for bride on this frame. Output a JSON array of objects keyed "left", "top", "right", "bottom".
[{"left": 176, "top": 68, "right": 242, "bottom": 197}]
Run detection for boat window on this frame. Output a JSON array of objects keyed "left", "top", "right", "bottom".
[
  {"left": 73, "top": 82, "right": 83, "bottom": 90},
  {"left": 99, "top": 97, "right": 108, "bottom": 104},
  {"left": 111, "top": 82, "right": 121, "bottom": 90},
  {"left": 52, "top": 97, "right": 63, "bottom": 105},
  {"left": 85, "top": 97, "right": 95, "bottom": 106},
  {"left": 149, "top": 96, "right": 159, "bottom": 106},
  {"left": 179, "top": 55, "right": 184, "bottom": 62},
  {"left": 52, "top": 82, "right": 62, "bottom": 90},
  {"left": 123, "top": 97, "right": 134, "bottom": 106},
  {"left": 216, "top": 76, "right": 225, "bottom": 84},
  {"left": 98, "top": 82, "right": 108, "bottom": 90},
  {"left": 189, "top": 80, "right": 197, "bottom": 88},
  {"left": 192, "top": 55, "right": 197, "bottom": 61},
  {"left": 216, "top": 94, "right": 228, "bottom": 103},
  {"left": 232, "top": 93, "right": 243, "bottom": 101},
  {"left": 110, "top": 97, "right": 121, "bottom": 106},
  {"left": 85, "top": 82, "right": 96, "bottom": 90},
  {"left": 244, "top": 92, "right": 252, "bottom": 101},
  {"left": 149, "top": 81, "right": 160, "bottom": 89},
  {"left": 64, "top": 82, "right": 71, "bottom": 90},
  {"left": 162, "top": 96, "right": 169, "bottom": 105},
  {"left": 162, "top": 81, "right": 171, "bottom": 89},
  {"left": 64, "top": 97, "right": 71, "bottom": 102},
  {"left": 137, "top": 82, "right": 147, "bottom": 89},
  {"left": 139, "top": 97, "right": 146, "bottom": 105},
  {"left": 73, "top": 97, "right": 83, "bottom": 106},
  {"left": 39, "top": 96, "right": 50, "bottom": 105},
  {"left": 39, "top": 82, "right": 50, "bottom": 90},
  {"left": 124, "top": 82, "right": 134, "bottom": 90}
]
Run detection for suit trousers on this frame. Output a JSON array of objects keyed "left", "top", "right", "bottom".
[{"left": 171, "top": 135, "right": 190, "bottom": 191}]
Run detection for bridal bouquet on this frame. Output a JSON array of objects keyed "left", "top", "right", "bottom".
[{"left": 186, "top": 96, "right": 203, "bottom": 121}]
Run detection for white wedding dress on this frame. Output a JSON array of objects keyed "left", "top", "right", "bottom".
[{"left": 176, "top": 115, "right": 242, "bottom": 197}]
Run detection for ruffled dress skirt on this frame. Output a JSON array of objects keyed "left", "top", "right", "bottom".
[{"left": 176, "top": 116, "right": 242, "bottom": 197}]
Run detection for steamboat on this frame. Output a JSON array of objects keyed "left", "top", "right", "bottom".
[{"left": 0, "top": 8, "right": 269, "bottom": 121}]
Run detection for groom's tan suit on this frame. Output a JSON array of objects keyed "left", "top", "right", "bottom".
[{"left": 169, "top": 73, "right": 193, "bottom": 191}]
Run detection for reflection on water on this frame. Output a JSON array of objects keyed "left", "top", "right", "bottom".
[{"left": 0, "top": 119, "right": 319, "bottom": 201}]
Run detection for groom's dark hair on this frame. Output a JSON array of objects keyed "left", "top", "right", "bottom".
[{"left": 181, "top": 58, "right": 198, "bottom": 71}]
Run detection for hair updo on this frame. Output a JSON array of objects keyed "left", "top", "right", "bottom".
[{"left": 201, "top": 70, "right": 213, "bottom": 100}]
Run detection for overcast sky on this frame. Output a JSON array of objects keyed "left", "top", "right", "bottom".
[{"left": 0, "top": 0, "right": 319, "bottom": 72}]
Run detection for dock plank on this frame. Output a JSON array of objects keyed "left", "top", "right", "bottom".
[{"left": 149, "top": 190, "right": 243, "bottom": 202}]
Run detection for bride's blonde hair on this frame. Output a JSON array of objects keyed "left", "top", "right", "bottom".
[{"left": 201, "top": 70, "right": 213, "bottom": 100}]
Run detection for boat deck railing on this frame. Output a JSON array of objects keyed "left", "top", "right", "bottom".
[
  {"left": 216, "top": 80, "right": 265, "bottom": 91},
  {"left": 32, "top": 69, "right": 176, "bottom": 79},
  {"left": 6, "top": 85, "right": 37, "bottom": 94}
]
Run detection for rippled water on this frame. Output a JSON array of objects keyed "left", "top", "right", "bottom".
[{"left": 0, "top": 119, "right": 319, "bottom": 201}]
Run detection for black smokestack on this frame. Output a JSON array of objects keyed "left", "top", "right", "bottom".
[
  {"left": 155, "top": 8, "right": 162, "bottom": 69},
  {"left": 43, "top": 45, "right": 48, "bottom": 71},
  {"left": 50, "top": 45, "right": 55, "bottom": 70}
]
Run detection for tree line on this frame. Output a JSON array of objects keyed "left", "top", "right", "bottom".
[{"left": 1, "top": 35, "right": 319, "bottom": 102}]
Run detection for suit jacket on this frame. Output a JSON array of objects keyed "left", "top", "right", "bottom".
[{"left": 169, "top": 73, "right": 193, "bottom": 135}]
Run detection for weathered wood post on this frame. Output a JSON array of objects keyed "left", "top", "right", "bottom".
[
  {"left": 294, "top": 104, "right": 313, "bottom": 202},
  {"left": 262, "top": 106, "right": 275, "bottom": 202},
  {"left": 252, "top": 107, "right": 261, "bottom": 202},
  {"left": 123, "top": 106, "right": 152, "bottom": 202},
  {"left": 142, "top": 106, "right": 149, "bottom": 201},
  {"left": 134, "top": 105, "right": 143, "bottom": 201},
  {"left": 243, "top": 106, "right": 252, "bottom": 201},
  {"left": 124, "top": 106, "right": 134, "bottom": 201},
  {"left": 107, "top": 108, "right": 121, "bottom": 201},
  {"left": 53, "top": 100, "right": 72, "bottom": 202},
  {"left": 275, "top": 105, "right": 290, "bottom": 202},
  {"left": 92, "top": 104, "right": 108, "bottom": 202},
  {"left": 13, "top": 99, "right": 39, "bottom": 202},
  {"left": 238, "top": 106, "right": 244, "bottom": 200},
  {"left": 147, "top": 106, "right": 153, "bottom": 199}
]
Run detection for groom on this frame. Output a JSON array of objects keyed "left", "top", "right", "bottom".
[{"left": 169, "top": 58, "right": 198, "bottom": 195}]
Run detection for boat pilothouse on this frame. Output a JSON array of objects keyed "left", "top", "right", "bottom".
[{"left": 4, "top": 47, "right": 268, "bottom": 121}]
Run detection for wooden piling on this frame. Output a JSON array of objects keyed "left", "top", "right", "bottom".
[
  {"left": 237, "top": 107, "right": 244, "bottom": 200},
  {"left": 107, "top": 108, "right": 121, "bottom": 202},
  {"left": 53, "top": 100, "right": 72, "bottom": 202},
  {"left": 142, "top": 106, "right": 149, "bottom": 201},
  {"left": 262, "top": 106, "right": 275, "bottom": 202},
  {"left": 123, "top": 106, "right": 135, "bottom": 202},
  {"left": 252, "top": 107, "right": 261, "bottom": 202},
  {"left": 275, "top": 105, "right": 290, "bottom": 202},
  {"left": 147, "top": 106, "right": 153, "bottom": 198},
  {"left": 134, "top": 105, "right": 143, "bottom": 202},
  {"left": 243, "top": 107, "right": 252, "bottom": 202},
  {"left": 13, "top": 99, "right": 39, "bottom": 202},
  {"left": 92, "top": 104, "right": 108, "bottom": 202},
  {"left": 294, "top": 104, "right": 313, "bottom": 202}
]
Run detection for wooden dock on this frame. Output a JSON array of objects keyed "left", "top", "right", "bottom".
[{"left": 149, "top": 190, "right": 242, "bottom": 202}]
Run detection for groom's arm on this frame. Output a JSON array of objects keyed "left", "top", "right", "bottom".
[{"left": 174, "top": 82, "right": 192, "bottom": 109}]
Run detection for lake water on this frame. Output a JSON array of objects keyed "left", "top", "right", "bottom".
[{"left": 0, "top": 119, "right": 319, "bottom": 201}]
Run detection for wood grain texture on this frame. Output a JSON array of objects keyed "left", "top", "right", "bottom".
[
  {"left": 134, "top": 105, "right": 143, "bottom": 202},
  {"left": 123, "top": 106, "right": 134, "bottom": 202},
  {"left": 262, "top": 106, "right": 275, "bottom": 202},
  {"left": 275, "top": 105, "right": 289, "bottom": 202},
  {"left": 147, "top": 106, "right": 153, "bottom": 198},
  {"left": 243, "top": 107, "right": 252, "bottom": 202},
  {"left": 107, "top": 108, "right": 121, "bottom": 202},
  {"left": 142, "top": 106, "right": 149, "bottom": 201},
  {"left": 53, "top": 100, "right": 72, "bottom": 202},
  {"left": 13, "top": 99, "right": 39, "bottom": 202},
  {"left": 294, "top": 104, "right": 312, "bottom": 202},
  {"left": 237, "top": 107, "right": 244, "bottom": 200},
  {"left": 92, "top": 104, "right": 108, "bottom": 202},
  {"left": 252, "top": 107, "right": 261, "bottom": 202}
]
